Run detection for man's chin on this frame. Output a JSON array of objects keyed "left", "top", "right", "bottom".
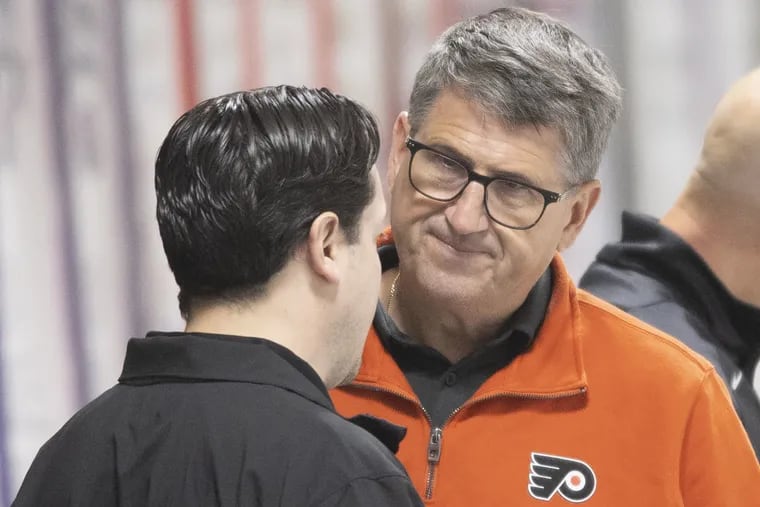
[{"left": 335, "top": 358, "right": 362, "bottom": 387}]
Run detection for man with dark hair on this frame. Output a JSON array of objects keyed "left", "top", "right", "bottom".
[
  {"left": 13, "top": 85, "right": 423, "bottom": 506},
  {"left": 331, "top": 7, "right": 760, "bottom": 506},
  {"left": 580, "top": 67, "right": 760, "bottom": 458}
]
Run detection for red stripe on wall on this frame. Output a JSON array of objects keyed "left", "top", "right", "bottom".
[
  {"left": 379, "top": 0, "right": 403, "bottom": 130},
  {"left": 237, "top": 0, "right": 262, "bottom": 89},
  {"left": 308, "top": 0, "right": 337, "bottom": 89},
  {"left": 427, "top": 0, "right": 463, "bottom": 39},
  {"left": 174, "top": 0, "right": 199, "bottom": 111}
]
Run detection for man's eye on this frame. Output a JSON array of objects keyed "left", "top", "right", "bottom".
[{"left": 434, "top": 155, "right": 461, "bottom": 172}]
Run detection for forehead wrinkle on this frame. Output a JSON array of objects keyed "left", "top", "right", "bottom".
[
  {"left": 417, "top": 90, "right": 565, "bottom": 186},
  {"left": 425, "top": 130, "right": 560, "bottom": 188}
]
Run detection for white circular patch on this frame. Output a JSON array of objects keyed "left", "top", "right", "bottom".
[{"left": 564, "top": 471, "right": 586, "bottom": 491}]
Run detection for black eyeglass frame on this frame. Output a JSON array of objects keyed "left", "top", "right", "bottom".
[{"left": 405, "top": 137, "right": 576, "bottom": 230}]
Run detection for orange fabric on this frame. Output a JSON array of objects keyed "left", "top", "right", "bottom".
[{"left": 331, "top": 249, "right": 760, "bottom": 505}]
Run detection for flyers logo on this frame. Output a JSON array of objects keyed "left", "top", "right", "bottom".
[{"left": 528, "top": 452, "right": 596, "bottom": 502}]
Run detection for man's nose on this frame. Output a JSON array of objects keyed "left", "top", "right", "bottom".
[{"left": 444, "top": 182, "right": 490, "bottom": 234}]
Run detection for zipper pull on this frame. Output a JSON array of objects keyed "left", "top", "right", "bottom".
[{"left": 427, "top": 427, "right": 443, "bottom": 464}]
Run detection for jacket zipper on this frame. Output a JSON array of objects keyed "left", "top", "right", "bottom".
[
  {"left": 343, "top": 384, "right": 441, "bottom": 498},
  {"left": 425, "top": 427, "right": 443, "bottom": 498},
  {"left": 347, "top": 383, "right": 586, "bottom": 500}
]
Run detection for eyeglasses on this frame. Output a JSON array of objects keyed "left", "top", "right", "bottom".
[{"left": 405, "top": 137, "right": 575, "bottom": 230}]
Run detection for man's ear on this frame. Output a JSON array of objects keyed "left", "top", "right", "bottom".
[
  {"left": 557, "top": 180, "right": 601, "bottom": 252},
  {"left": 305, "top": 212, "right": 343, "bottom": 283},
  {"left": 387, "top": 112, "right": 411, "bottom": 193}
]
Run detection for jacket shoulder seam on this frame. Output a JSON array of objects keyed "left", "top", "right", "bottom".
[{"left": 577, "top": 293, "right": 714, "bottom": 374}]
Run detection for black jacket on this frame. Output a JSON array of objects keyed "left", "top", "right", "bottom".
[
  {"left": 580, "top": 212, "right": 760, "bottom": 457},
  {"left": 13, "top": 332, "right": 423, "bottom": 507}
]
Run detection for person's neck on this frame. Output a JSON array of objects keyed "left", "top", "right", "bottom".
[
  {"left": 387, "top": 272, "right": 508, "bottom": 363},
  {"left": 662, "top": 201, "right": 760, "bottom": 307},
  {"left": 185, "top": 298, "right": 330, "bottom": 379}
]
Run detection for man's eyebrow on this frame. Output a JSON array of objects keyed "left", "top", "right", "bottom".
[
  {"left": 426, "top": 141, "right": 474, "bottom": 167},
  {"left": 426, "top": 141, "right": 540, "bottom": 186},
  {"left": 488, "top": 169, "right": 537, "bottom": 186}
]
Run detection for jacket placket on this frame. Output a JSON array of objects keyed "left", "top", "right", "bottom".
[{"left": 346, "top": 380, "right": 587, "bottom": 500}]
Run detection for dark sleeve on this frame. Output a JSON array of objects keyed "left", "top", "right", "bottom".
[{"left": 314, "top": 475, "right": 424, "bottom": 507}]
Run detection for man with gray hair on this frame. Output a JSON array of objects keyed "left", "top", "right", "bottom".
[{"left": 332, "top": 7, "right": 760, "bottom": 505}]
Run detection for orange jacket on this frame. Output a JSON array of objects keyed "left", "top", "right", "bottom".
[{"left": 331, "top": 254, "right": 760, "bottom": 506}]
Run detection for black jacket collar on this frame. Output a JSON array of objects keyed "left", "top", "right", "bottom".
[
  {"left": 119, "top": 332, "right": 331, "bottom": 409},
  {"left": 118, "top": 332, "right": 407, "bottom": 452}
]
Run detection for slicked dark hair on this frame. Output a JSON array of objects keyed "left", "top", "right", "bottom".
[
  {"left": 409, "top": 7, "right": 623, "bottom": 185},
  {"left": 155, "top": 85, "right": 380, "bottom": 319}
]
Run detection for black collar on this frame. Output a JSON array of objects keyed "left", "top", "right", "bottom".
[
  {"left": 118, "top": 332, "right": 408, "bottom": 452},
  {"left": 119, "top": 332, "right": 331, "bottom": 409},
  {"left": 374, "top": 244, "right": 551, "bottom": 369}
]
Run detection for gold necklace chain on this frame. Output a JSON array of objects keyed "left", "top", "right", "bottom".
[{"left": 386, "top": 271, "right": 400, "bottom": 314}]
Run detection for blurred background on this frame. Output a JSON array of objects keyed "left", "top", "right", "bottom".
[{"left": 1, "top": 0, "right": 759, "bottom": 502}]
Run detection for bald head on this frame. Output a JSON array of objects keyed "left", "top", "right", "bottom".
[
  {"left": 661, "top": 67, "right": 760, "bottom": 306},
  {"left": 694, "top": 67, "right": 760, "bottom": 200}
]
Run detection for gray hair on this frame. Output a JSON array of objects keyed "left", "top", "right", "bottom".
[{"left": 409, "top": 7, "right": 623, "bottom": 184}]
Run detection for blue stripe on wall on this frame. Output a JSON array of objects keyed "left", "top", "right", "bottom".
[
  {"left": 108, "top": 2, "right": 144, "bottom": 337},
  {"left": 41, "top": 0, "right": 90, "bottom": 406},
  {"left": 0, "top": 206, "right": 12, "bottom": 507}
]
